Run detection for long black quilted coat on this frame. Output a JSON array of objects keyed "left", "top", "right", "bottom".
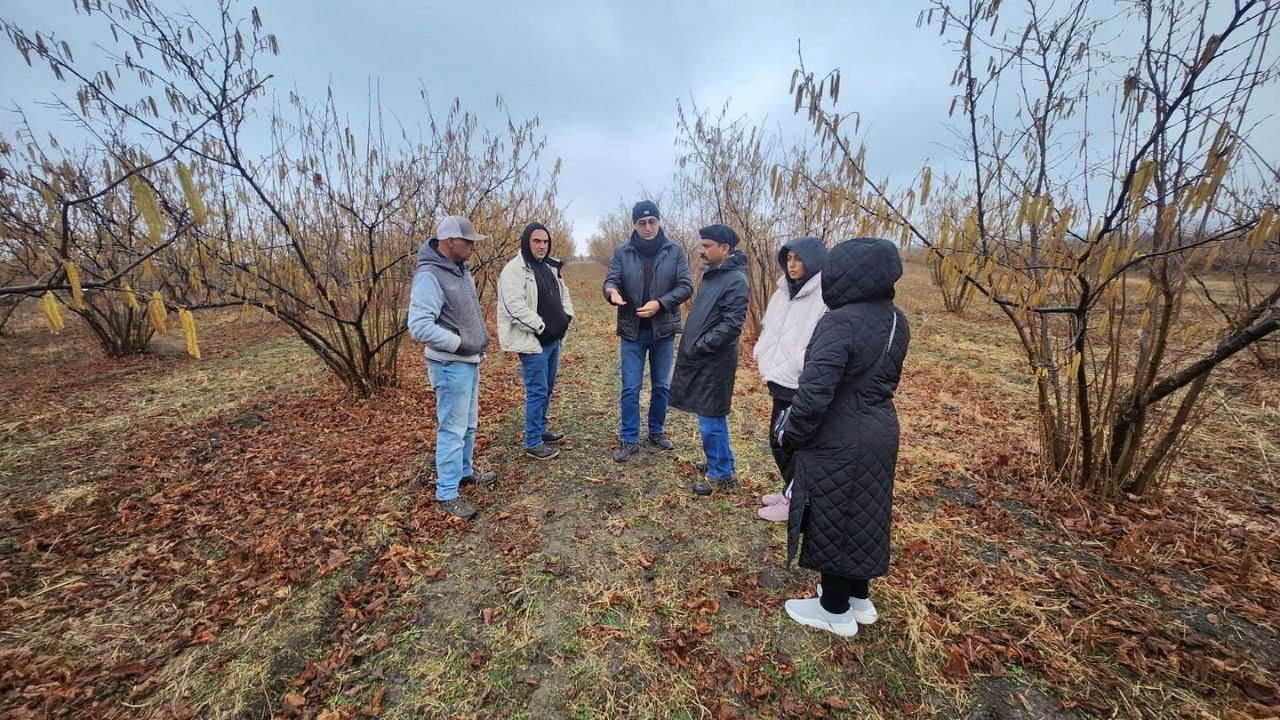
[{"left": 783, "top": 238, "right": 910, "bottom": 579}]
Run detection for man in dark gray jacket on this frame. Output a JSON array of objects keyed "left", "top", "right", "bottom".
[
  {"left": 602, "top": 200, "right": 693, "bottom": 462},
  {"left": 407, "top": 215, "right": 498, "bottom": 519},
  {"left": 670, "top": 224, "right": 749, "bottom": 495}
]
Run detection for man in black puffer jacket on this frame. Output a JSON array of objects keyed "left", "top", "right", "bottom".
[
  {"left": 669, "top": 224, "right": 750, "bottom": 496},
  {"left": 779, "top": 237, "right": 911, "bottom": 637}
]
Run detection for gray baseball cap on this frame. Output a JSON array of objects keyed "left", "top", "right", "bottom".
[{"left": 436, "top": 215, "right": 486, "bottom": 242}]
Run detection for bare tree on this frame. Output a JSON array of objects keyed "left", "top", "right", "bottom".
[
  {"left": 0, "top": 1, "right": 274, "bottom": 355},
  {"left": 791, "top": 0, "right": 1280, "bottom": 496},
  {"left": 675, "top": 100, "right": 784, "bottom": 339},
  {"left": 2, "top": 3, "right": 565, "bottom": 393}
]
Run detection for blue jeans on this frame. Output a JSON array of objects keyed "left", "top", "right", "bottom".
[
  {"left": 619, "top": 327, "right": 674, "bottom": 444},
  {"left": 426, "top": 359, "right": 480, "bottom": 501},
  {"left": 698, "top": 415, "right": 735, "bottom": 478},
  {"left": 519, "top": 339, "right": 560, "bottom": 449}
]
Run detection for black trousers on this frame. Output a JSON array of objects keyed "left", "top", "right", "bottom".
[
  {"left": 819, "top": 573, "right": 870, "bottom": 614},
  {"left": 768, "top": 395, "right": 796, "bottom": 492}
]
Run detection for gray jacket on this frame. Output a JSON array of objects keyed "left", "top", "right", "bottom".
[
  {"left": 407, "top": 238, "right": 490, "bottom": 363},
  {"left": 601, "top": 231, "right": 693, "bottom": 340}
]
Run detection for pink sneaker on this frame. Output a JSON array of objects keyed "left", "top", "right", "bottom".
[
  {"left": 756, "top": 499, "right": 789, "bottom": 522},
  {"left": 761, "top": 493, "right": 787, "bottom": 506}
]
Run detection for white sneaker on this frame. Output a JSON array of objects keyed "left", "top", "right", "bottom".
[
  {"left": 850, "top": 597, "right": 878, "bottom": 625},
  {"left": 815, "top": 584, "right": 878, "bottom": 624},
  {"left": 784, "top": 598, "right": 858, "bottom": 637}
]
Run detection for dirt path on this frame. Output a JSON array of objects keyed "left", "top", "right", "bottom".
[{"left": 368, "top": 264, "right": 1077, "bottom": 720}]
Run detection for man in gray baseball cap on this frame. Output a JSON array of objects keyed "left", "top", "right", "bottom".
[{"left": 408, "top": 215, "right": 497, "bottom": 519}]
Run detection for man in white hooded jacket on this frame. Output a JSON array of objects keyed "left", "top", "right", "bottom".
[{"left": 751, "top": 236, "right": 828, "bottom": 522}]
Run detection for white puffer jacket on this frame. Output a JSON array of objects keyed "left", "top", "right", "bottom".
[{"left": 753, "top": 272, "right": 827, "bottom": 389}]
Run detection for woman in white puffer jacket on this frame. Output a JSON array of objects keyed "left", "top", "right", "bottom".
[{"left": 752, "top": 236, "right": 828, "bottom": 522}]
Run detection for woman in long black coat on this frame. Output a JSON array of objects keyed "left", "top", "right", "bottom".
[{"left": 779, "top": 237, "right": 910, "bottom": 637}]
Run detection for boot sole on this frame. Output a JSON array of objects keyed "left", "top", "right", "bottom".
[{"left": 526, "top": 449, "right": 560, "bottom": 460}]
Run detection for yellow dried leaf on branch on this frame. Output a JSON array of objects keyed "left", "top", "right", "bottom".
[
  {"left": 1066, "top": 351, "right": 1082, "bottom": 378},
  {"left": 1203, "top": 243, "right": 1222, "bottom": 272},
  {"left": 129, "top": 174, "right": 166, "bottom": 245},
  {"left": 1249, "top": 208, "right": 1274, "bottom": 250},
  {"left": 148, "top": 291, "right": 167, "bottom": 335},
  {"left": 1182, "top": 323, "right": 1199, "bottom": 345},
  {"left": 40, "top": 291, "right": 65, "bottom": 332},
  {"left": 176, "top": 161, "right": 207, "bottom": 226},
  {"left": 122, "top": 280, "right": 141, "bottom": 310},
  {"left": 63, "top": 261, "right": 85, "bottom": 309},
  {"left": 179, "top": 308, "right": 201, "bottom": 359}
]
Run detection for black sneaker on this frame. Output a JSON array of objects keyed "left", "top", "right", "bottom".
[
  {"left": 612, "top": 442, "right": 640, "bottom": 462},
  {"left": 692, "top": 476, "right": 736, "bottom": 496},
  {"left": 460, "top": 471, "right": 498, "bottom": 487},
  {"left": 693, "top": 460, "right": 707, "bottom": 473},
  {"left": 648, "top": 433, "right": 674, "bottom": 450},
  {"left": 526, "top": 444, "right": 560, "bottom": 460},
  {"left": 542, "top": 431, "right": 566, "bottom": 443},
  {"left": 437, "top": 497, "right": 477, "bottom": 519}
]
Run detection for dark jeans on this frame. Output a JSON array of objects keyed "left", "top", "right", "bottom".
[
  {"left": 618, "top": 327, "right": 674, "bottom": 444},
  {"left": 769, "top": 396, "right": 796, "bottom": 492},
  {"left": 820, "top": 573, "right": 870, "bottom": 614},
  {"left": 519, "top": 340, "right": 560, "bottom": 449}
]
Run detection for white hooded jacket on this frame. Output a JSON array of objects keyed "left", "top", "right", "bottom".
[{"left": 753, "top": 271, "right": 827, "bottom": 390}]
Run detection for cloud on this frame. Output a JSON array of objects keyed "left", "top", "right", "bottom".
[{"left": 6, "top": 1, "right": 1274, "bottom": 247}]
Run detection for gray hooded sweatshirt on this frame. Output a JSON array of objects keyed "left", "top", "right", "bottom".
[{"left": 407, "top": 238, "right": 490, "bottom": 363}]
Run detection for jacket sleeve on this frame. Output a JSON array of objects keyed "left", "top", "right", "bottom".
[
  {"left": 691, "top": 276, "right": 749, "bottom": 357},
  {"left": 559, "top": 266, "right": 575, "bottom": 318},
  {"left": 783, "top": 313, "right": 854, "bottom": 446},
  {"left": 603, "top": 246, "right": 624, "bottom": 301},
  {"left": 407, "top": 271, "right": 462, "bottom": 353},
  {"left": 498, "top": 261, "right": 544, "bottom": 334},
  {"left": 657, "top": 249, "right": 694, "bottom": 311},
  {"left": 753, "top": 286, "right": 784, "bottom": 364}
]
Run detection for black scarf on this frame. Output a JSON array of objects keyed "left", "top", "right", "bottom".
[
  {"left": 630, "top": 229, "right": 668, "bottom": 324},
  {"left": 630, "top": 228, "right": 667, "bottom": 257}
]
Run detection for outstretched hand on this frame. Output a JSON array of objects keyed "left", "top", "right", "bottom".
[
  {"left": 635, "top": 300, "right": 661, "bottom": 318},
  {"left": 607, "top": 288, "right": 627, "bottom": 307}
]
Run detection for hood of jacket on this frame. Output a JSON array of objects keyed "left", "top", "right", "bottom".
[
  {"left": 519, "top": 221, "right": 563, "bottom": 269},
  {"left": 778, "top": 236, "right": 827, "bottom": 296},
  {"left": 416, "top": 237, "right": 467, "bottom": 276},
  {"left": 821, "top": 237, "right": 902, "bottom": 308}
]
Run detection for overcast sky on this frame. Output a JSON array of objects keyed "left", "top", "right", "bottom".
[
  {"left": 3, "top": 2, "right": 1276, "bottom": 246},
  {"left": 1, "top": 1, "right": 963, "bottom": 245},
  {"left": 256, "top": 0, "right": 958, "bottom": 242}
]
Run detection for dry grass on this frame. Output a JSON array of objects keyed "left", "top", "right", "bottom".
[{"left": 1, "top": 260, "right": 1276, "bottom": 719}]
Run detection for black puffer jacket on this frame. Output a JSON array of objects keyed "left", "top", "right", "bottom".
[
  {"left": 601, "top": 230, "right": 694, "bottom": 340},
  {"left": 783, "top": 238, "right": 911, "bottom": 579},
  {"left": 669, "top": 251, "right": 750, "bottom": 417}
]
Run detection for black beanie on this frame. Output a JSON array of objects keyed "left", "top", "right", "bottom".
[
  {"left": 632, "top": 200, "right": 660, "bottom": 223},
  {"left": 699, "top": 223, "right": 740, "bottom": 248}
]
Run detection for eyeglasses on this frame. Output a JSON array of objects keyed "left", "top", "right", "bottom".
[{"left": 635, "top": 218, "right": 659, "bottom": 228}]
